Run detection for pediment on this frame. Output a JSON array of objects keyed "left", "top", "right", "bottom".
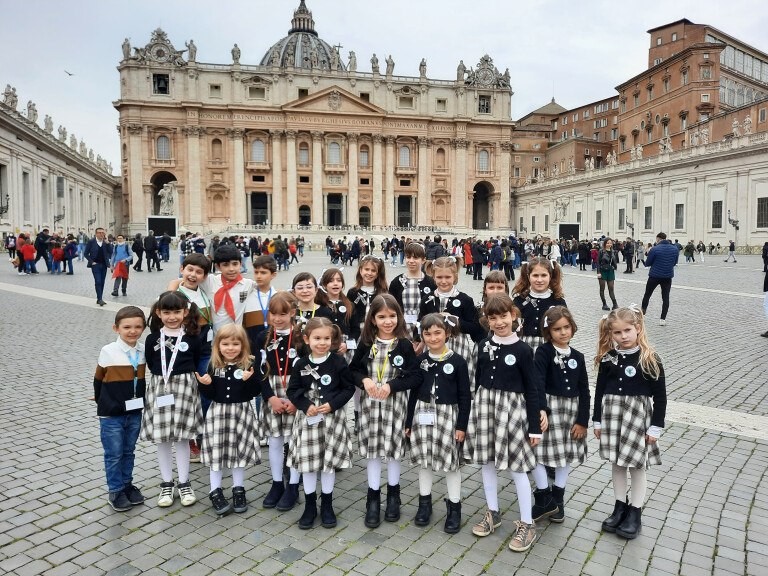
[{"left": 282, "top": 86, "right": 386, "bottom": 116}]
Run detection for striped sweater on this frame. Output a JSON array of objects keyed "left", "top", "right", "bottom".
[{"left": 93, "top": 338, "right": 146, "bottom": 417}]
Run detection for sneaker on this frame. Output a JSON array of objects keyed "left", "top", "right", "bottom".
[
  {"left": 177, "top": 481, "right": 197, "bottom": 506},
  {"left": 189, "top": 441, "right": 201, "bottom": 463},
  {"left": 508, "top": 520, "right": 536, "bottom": 552},
  {"left": 123, "top": 484, "right": 145, "bottom": 505},
  {"left": 232, "top": 486, "right": 248, "bottom": 513},
  {"left": 157, "top": 482, "right": 175, "bottom": 507},
  {"left": 472, "top": 509, "right": 502, "bottom": 537},
  {"left": 209, "top": 488, "right": 232, "bottom": 515},
  {"left": 659, "top": 319, "right": 666, "bottom": 326},
  {"left": 108, "top": 490, "right": 132, "bottom": 512}
]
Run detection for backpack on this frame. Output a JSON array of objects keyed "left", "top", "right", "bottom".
[{"left": 501, "top": 247, "right": 511, "bottom": 263}]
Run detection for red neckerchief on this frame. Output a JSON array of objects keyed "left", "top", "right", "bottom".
[{"left": 214, "top": 275, "right": 242, "bottom": 321}]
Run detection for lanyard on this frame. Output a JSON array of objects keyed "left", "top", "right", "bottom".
[
  {"left": 372, "top": 340, "right": 394, "bottom": 386},
  {"left": 273, "top": 329, "right": 292, "bottom": 389},
  {"left": 125, "top": 348, "right": 139, "bottom": 398},
  {"left": 160, "top": 327, "right": 184, "bottom": 388},
  {"left": 257, "top": 288, "right": 272, "bottom": 327},
  {"left": 179, "top": 286, "right": 211, "bottom": 325}
]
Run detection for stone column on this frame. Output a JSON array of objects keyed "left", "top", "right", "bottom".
[
  {"left": 246, "top": 192, "right": 252, "bottom": 225},
  {"left": 417, "top": 137, "right": 430, "bottom": 226},
  {"left": 271, "top": 130, "right": 286, "bottom": 225},
  {"left": 126, "top": 124, "right": 144, "bottom": 231},
  {"left": 183, "top": 125, "right": 204, "bottom": 228},
  {"left": 499, "top": 141, "right": 511, "bottom": 229},
  {"left": 8, "top": 151, "right": 21, "bottom": 225},
  {"left": 311, "top": 131, "right": 323, "bottom": 226},
  {"left": 385, "top": 136, "right": 396, "bottom": 226},
  {"left": 229, "top": 128, "right": 246, "bottom": 225},
  {"left": 285, "top": 130, "right": 298, "bottom": 225},
  {"left": 372, "top": 134, "right": 383, "bottom": 226},
  {"left": 347, "top": 133, "right": 359, "bottom": 226},
  {"left": 452, "top": 138, "right": 468, "bottom": 228}
]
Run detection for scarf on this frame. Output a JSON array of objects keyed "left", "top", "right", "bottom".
[{"left": 214, "top": 275, "right": 242, "bottom": 321}]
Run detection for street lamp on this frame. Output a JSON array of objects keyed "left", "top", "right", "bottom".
[
  {"left": 624, "top": 216, "right": 635, "bottom": 235},
  {"left": 727, "top": 210, "right": 740, "bottom": 249},
  {"left": 87, "top": 212, "right": 97, "bottom": 230}
]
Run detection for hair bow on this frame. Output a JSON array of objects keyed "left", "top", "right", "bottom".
[
  {"left": 445, "top": 317, "right": 456, "bottom": 327},
  {"left": 628, "top": 303, "right": 642, "bottom": 314},
  {"left": 600, "top": 353, "right": 619, "bottom": 365},
  {"left": 260, "top": 350, "right": 267, "bottom": 367},
  {"left": 300, "top": 365, "right": 322, "bottom": 380},
  {"left": 420, "top": 359, "right": 435, "bottom": 372},
  {"left": 601, "top": 314, "right": 609, "bottom": 321},
  {"left": 483, "top": 340, "right": 497, "bottom": 361},
  {"left": 543, "top": 317, "right": 549, "bottom": 328}
]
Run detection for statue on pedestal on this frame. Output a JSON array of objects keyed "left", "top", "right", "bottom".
[
  {"left": 79, "top": 140, "right": 87, "bottom": 157},
  {"left": 419, "top": 58, "right": 427, "bottom": 78},
  {"left": 348, "top": 51, "right": 357, "bottom": 72},
  {"left": 44, "top": 115, "right": 53, "bottom": 133},
  {"left": 568, "top": 159, "right": 575, "bottom": 174},
  {"left": 8, "top": 86, "right": 17, "bottom": 110},
  {"left": 231, "top": 43, "right": 241, "bottom": 64},
  {"left": 691, "top": 130, "right": 700, "bottom": 147},
  {"left": 371, "top": 53, "right": 380, "bottom": 75},
  {"left": 271, "top": 46, "right": 281, "bottom": 66},
  {"left": 636, "top": 145, "right": 643, "bottom": 159},
  {"left": 70, "top": 134, "right": 77, "bottom": 150},
  {"left": 122, "top": 38, "right": 131, "bottom": 60},
  {"left": 58, "top": 125, "right": 67, "bottom": 141},
  {"left": 26, "top": 101, "right": 38, "bottom": 123},
  {"left": 630, "top": 147, "right": 636, "bottom": 160},
  {"left": 457, "top": 60, "right": 466, "bottom": 82},
  {"left": 385, "top": 55, "right": 395, "bottom": 76},
  {"left": 744, "top": 115, "right": 752, "bottom": 135},
  {"left": 331, "top": 47, "right": 339, "bottom": 71},
  {"left": 732, "top": 118, "right": 741, "bottom": 137},
  {"left": 185, "top": 39, "right": 197, "bottom": 62},
  {"left": 310, "top": 47, "right": 319, "bottom": 68},
  {"left": 158, "top": 182, "right": 176, "bottom": 215}
]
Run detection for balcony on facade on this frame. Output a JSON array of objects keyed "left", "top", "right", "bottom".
[
  {"left": 324, "top": 163, "right": 347, "bottom": 175},
  {"left": 246, "top": 161, "right": 271, "bottom": 172},
  {"left": 208, "top": 159, "right": 229, "bottom": 169},
  {"left": 151, "top": 158, "right": 176, "bottom": 169},
  {"left": 395, "top": 165, "right": 417, "bottom": 176}
]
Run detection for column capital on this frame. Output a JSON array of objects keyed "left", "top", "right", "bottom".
[
  {"left": 269, "top": 129, "right": 285, "bottom": 139},
  {"left": 311, "top": 130, "right": 324, "bottom": 142},
  {"left": 417, "top": 136, "right": 432, "bottom": 148},
  {"left": 285, "top": 129, "right": 298, "bottom": 140},
  {"left": 451, "top": 138, "right": 469, "bottom": 149},
  {"left": 125, "top": 123, "right": 144, "bottom": 135},
  {"left": 500, "top": 141, "right": 512, "bottom": 151},
  {"left": 347, "top": 132, "right": 359, "bottom": 143},
  {"left": 227, "top": 127, "right": 245, "bottom": 139},
  {"left": 182, "top": 125, "right": 206, "bottom": 138},
  {"left": 384, "top": 135, "right": 396, "bottom": 146},
  {"left": 372, "top": 133, "right": 384, "bottom": 144}
]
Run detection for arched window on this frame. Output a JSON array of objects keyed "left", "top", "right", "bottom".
[
  {"left": 478, "top": 149, "right": 489, "bottom": 171},
  {"left": 737, "top": 85, "right": 745, "bottom": 106},
  {"left": 211, "top": 138, "right": 223, "bottom": 161},
  {"left": 359, "top": 145, "right": 369, "bottom": 166},
  {"left": 435, "top": 148, "right": 446, "bottom": 169},
  {"left": 359, "top": 206, "right": 371, "bottom": 227},
  {"left": 399, "top": 145, "right": 410, "bottom": 167},
  {"left": 251, "top": 139, "right": 265, "bottom": 162},
  {"left": 329, "top": 142, "right": 341, "bottom": 164},
  {"left": 213, "top": 193, "right": 225, "bottom": 217},
  {"left": 156, "top": 135, "right": 170, "bottom": 160},
  {"left": 435, "top": 198, "right": 447, "bottom": 220},
  {"left": 299, "top": 143, "right": 309, "bottom": 165}
]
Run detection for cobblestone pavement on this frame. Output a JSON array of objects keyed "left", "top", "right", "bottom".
[{"left": 1, "top": 249, "right": 766, "bottom": 575}]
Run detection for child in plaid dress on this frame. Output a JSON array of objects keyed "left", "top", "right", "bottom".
[
  {"left": 593, "top": 307, "right": 666, "bottom": 540},
  {"left": 531, "top": 307, "right": 590, "bottom": 524},
  {"left": 477, "top": 271, "right": 509, "bottom": 334},
  {"left": 142, "top": 291, "right": 204, "bottom": 508},
  {"left": 512, "top": 257, "right": 567, "bottom": 355},
  {"left": 406, "top": 314, "right": 470, "bottom": 534},
  {"left": 195, "top": 324, "right": 261, "bottom": 515},
  {"left": 315, "top": 267, "right": 360, "bottom": 364},
  {"left": 254, "top": 292, "right": 302, "bottom": 511},
  {"left": 463, "top": 293, "right": 543, "bottom": 553},
  {"left": 292, "top": 272, "right": 319, "bottom": 330},
  {"left": 288, "top": 318, "right": 355, "bottom": 529},
  {"left": 350, "top": 294, "right": 421, "bottom": 528}
]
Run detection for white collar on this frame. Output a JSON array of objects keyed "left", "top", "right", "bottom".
[
  {"left": 276, "top": 328, "right": 291, "bottom": 335},
  {"left": 116, "top": 336, "right": 143, "bottom": 353},
  {"left": 376, "top": 337, "right": 395, "bottom": 344},
  {"left": 616, "top": 345, "right": 640, "bottom": 355},
  {"left": 492, "top": 333, "right": 519, "bottom": 345},
  {"left": 553, "top": 344, "right": 571, "bottom": 355},
  {"left": 361, "top": 286, "right": 375, "bottom": 293},
  {"left": 530, "top": 289, "right": 552, "bottom": 299}
]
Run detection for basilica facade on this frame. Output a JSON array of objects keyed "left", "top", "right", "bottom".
[{"left": 116, "top": 1, "right": 515, "bottom": 234}]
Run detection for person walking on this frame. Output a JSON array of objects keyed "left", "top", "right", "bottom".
[
  {"left": 597, "top": 238, "right": 619, "bottom": 311},
  {"left": 640, "top": 232, "right": 679, "bottom": 326},
  {"left": 85, "top": 227, "right": 113, "bottom": 306},
  {"left": 623, "top": 237, "right": 635, "bottom": 273},
  {"left": 724, "top": 240, "right": 737, "bottom": 263},
  {"left": 132, "top": 234, "right": 144, "bottom": 271},
  {"left": 143, "top": 231, "right": 162, "bottom": 272},
  {"left": 77, "top": 229, "right": 89, "bottom": 261}
]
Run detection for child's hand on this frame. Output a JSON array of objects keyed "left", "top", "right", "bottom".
[
  {"left": 413, "top": 341, "right": 425, "bottom": 355},
  {"left": 529, "top": 437, "right": 540, "bottom": 447},
  {"left": 455, "top": 430, "right": 466, "bottom": 442},
  {"left": 269, "top": 397, "right": 285, "bottom": 414},
  {"left": 241, "top": 367, "right": 255, "bottom": 381},
  {"left": 317, "top": 402, "right": 331, "bottom": 414},
  {"left": 363, "top": 378, "right": 379, "bottom": 399},
  {"left": 405, "top": 428, "right": 410, "bottom": 437},
  {"left": 88, "top": 396, "right": 95, "bottom": 402},
  {"left": 283, "top": 400, "right": 297, "bottom": 415},
  {"left": 195, "top": 372, "right": 212, "bottom": 385},
  {"left": 645, "top": 435, "right": 657, "bottom": 445},
  {"left": 378, "top": 383, "right": 391, "bottom": 400},
  {"left": 540, "top": 410, "right": 549, "bottom": 432},
  {"left": 594, "top": 429, "right": 601, "bottom": 439},
  {"left": 338, "top": 343, "right": 348, "bottom": 355},
  {"left": 597, "top": 273, "right": 602, "bottom": 279},
  {"left": 307, "top": 405, "right": 318, "bottom": 417},
  {"left": 571, "top": 424, "right": 587, "bottom": 440}
]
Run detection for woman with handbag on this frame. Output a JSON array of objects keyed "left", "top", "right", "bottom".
[{"left": 597, "top": 238, "right": 619, "bottom": 311}]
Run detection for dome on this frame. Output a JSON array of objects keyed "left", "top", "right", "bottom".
[{"left": 260, "top": 1, "right": 346, "bottom": 71}]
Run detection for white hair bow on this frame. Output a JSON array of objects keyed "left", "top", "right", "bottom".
[{"left": 628, "top": 303, "right": 642, "bottom": 315}]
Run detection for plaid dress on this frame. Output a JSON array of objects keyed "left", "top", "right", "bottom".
[
  {"left": 140, "top": 372, "right": 203, "bottom": 443},
  {"left": 600, "top": 394, "right": 661, "bottom": 469},
  {"left": 287, "top": 375, "right": 353, "bottom": 474},
  {"left": 535, "top": 394, "right": 588, "bottom": 467},
  {"left": 439, "top": 293, "right": 478, "bottom": 383},
  {"left": 200, "top": 400, "right": 261, "bottom": 471},
  {"left": 259, "top": 374, "right": 295, "bottom": 438},
  {"left": 358, "top": 339, "right": 409, "bottom": 461},
  {"left": 514, "top": 293, "right": 567, "bottom": 355}
]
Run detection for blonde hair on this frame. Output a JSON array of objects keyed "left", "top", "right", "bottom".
[
  {"left": 594, "top": 307, "right": 660, "bottom": 379},
  {"left": 426, "top": 256, "right": 460, "bottom": 283},
  {"left": 210, "top": 324, "right": 252, "bottom": 372}
]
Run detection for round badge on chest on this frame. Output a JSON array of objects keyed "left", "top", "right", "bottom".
[
  {"left": 393, "top": 355, "right": 404, "bottom": 366},
  {"left": 178, "top": 341, "right": 189, "bottom": 352},
  {"left": 625, "top": 366, "right": 637, "bottom": 377},
  {"left": 423, "top": 287, "right": 431, "bottom": 294},
  {"left": 320, "top": 374, "right": 332, "bottom": 385},
  {"left": 505, "top": 354, "right": 516, "bottom": 366},
  {"left": 568, "top": 358, "right": 578, "bottom": 369},
  {"left": 288, "top": 349, "right": 297, "bottom": 358},
  {"left": 338, "top": 305, "right": 347, "bottom": 313},
  {"left": 233, "top": 369, "right": 244, "bottom": 379},
  {"left": 443, "top": 363, "right": 454, "bottom": 374},
  {"left": 452, "top": 298, "right": 461, "bottom": 307}
]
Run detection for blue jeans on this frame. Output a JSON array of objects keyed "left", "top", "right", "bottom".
[
  {"left": 100, "top": 412, "right": 142, "bottom": 493},
  {"left": 52, "top": 261, "right": 61, "bottom": 274},
  {"left": 91, "top": 263, "right": 107, "bottom": 300},
  {"left": 25, "top": 259, "right": 37, "bottom": 274},
  {"left": 161, "top": 244, "right": 170, "bottom": 261},
  {"left": 65, "top": 256, "right": 74, "bottom": 274},
  {"left": 400, "top": 251, "right": 405, "bottom": 264},
  {"left": 78, "top": 243, "right": 85, "bottom": 260}
]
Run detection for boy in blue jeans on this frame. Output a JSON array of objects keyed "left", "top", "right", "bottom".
[{"left": 93, "top": 306, "right": 147, "bottom": 511}]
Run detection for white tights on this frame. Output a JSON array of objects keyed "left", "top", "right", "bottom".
[
  {"left": 366, "top": 458, "right": 401, "bottom": 489},
  {"left": 209, "top": 467, "right": 245, "bottom": 491},
  {"left": 267, "top": 436, "right": 300, "bottom": 484},
  {"left": 532, "top": 463, "right": 570, "bottom": 490},
  {"left": 481, "top": 463, "right": 533, "bottom": 524},
  {"left": 157, "top": 441, "right": 190, "bottom": 483},
  {"left": 418, "top": 468, "right": 461, "bottom": 503},
  {"left": 612, "top": 464, "right": 647, "bottom": 507},
  {"left": 303, "top": 471, "right": 335, "bottom": 495}
]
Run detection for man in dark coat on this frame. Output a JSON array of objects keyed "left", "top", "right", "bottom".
[
  {"left": 143, "top": 230, "right": 162, "bottom": 272},
  {"left": 85, "top": 227, "right": 114, "bottom": 306},
  {"left": 623, "top": 237, "right": 635, "bottom": 273},
  {"left": 640, "top": 232, "right": 678, "bottom": 326}
]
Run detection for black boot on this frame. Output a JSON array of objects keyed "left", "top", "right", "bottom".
[
  {"left": 384, "top": 484, "right": 401, "bottom": 522},
  {"left": 531, "top": 486, "right": 559, "bottom": 521},
  {"left": 354, "top": 410, "right": 360, "bottom": 434},
  {"left": 209, "top": 488, "right": 232, "bottom": 515},
  {"left": 298, "top": 492, "right": 317, "bottom": 529},
  {"left": 320, "top": 492, "right": 337, "bottom": 528},
  {"left": 550, "top": 486, "right": 565, "bottom": 523},
  {"left": 262, "top": 480, "right": 284, "bottom": 509},
  {"left": 276, "top": 483, "right": 300, "bottom": 511},
  {"left": 616, "top": 505, "right": 642, "bottom": 539},
  {"left": 232, "top": 486, "right": 247, "bottom": 513},
  {"left": 444, "top": 499, "right": 461, "bottom": 534},
  {"left": 602, "top": 499, "right": 628, "bottom": 533},
  {"left": 414, "top": 494, "right": 432, "bottom": 526},
  {"left": 364, "top": 488, "right": 381, "bottom": 528},
  {"left": 601, "top": 300, "right": 610, "bottom": 311}
]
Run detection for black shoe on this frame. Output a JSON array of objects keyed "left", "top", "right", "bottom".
[
  {"left": 444, "top": 499, "right": 461, "bottom": 534},
  {"left": 550, "top": 486, "right": 565, "bottom": 523},
  {"left": 156, "top": 268, "right": 163, "bottom": 271},
  {"left": 276, "top": 483, "right": 300, "bottom": 511},
  {"left": 384, "top": 483, "right": 401, "bottom": 522},
  {"left": 354, "top": 410, "right": 360, "bottom": 434},
  {"left": 601, "top": 304, "right": 610, "bottom": 311},
  {"left": 299, "top": 492, "right": 317, "bottom": 529},
  {"left": 147, "top": 268, "right": 151, "bottom": 273},
  {"left": 761, "top": 331, "right": 768, "bottom": 338},
  {"left": 602, "top": 499, "right": 628, "bottom": 533},
  {"left": 263, "top": 480, "right": 284, "bottom": 509},
  {"left": 122, "top": 292, "right": 127, "bottom": 296},
  {"left": 320, "top": 492, "right": 337, "bottom": 528},
  {"left": 532, "top": 486, "right": 559, "bottom": 521},
  {"left": 364, "top": 488, "right": 381, "bottom": 528},
  {"left": 232, "top": 486, "right": 247, "bottom": 513},
  {"left": 611, "top": 302, "right": 619, "bottom": 310},
  {"left": 209, "top": 488, "right": 232, "bottom": 515},
  {"left": 108, "top": 490, "right": 132, "bottom": 512},
  {"left": 123, "top": 483, "right": 145, "bottom": 506},
  {"left": 616, "top": 505, "right": 642, "bottom": 539},
  {"left": 414, "top": 494, "right": 432, "bottom": 526},
  {"left": 111, "top": 292, "right": 118, "bottom": 297},
  {"left": 97, "top": 300, "right": 107, "bottom": 306}
]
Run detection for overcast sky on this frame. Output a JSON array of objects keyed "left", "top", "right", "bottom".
[{"left": 2, "top": 0, "right": 767, "bottom": 170}]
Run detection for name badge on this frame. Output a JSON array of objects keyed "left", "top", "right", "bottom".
[
  {"left": 125, "top": 398, "right": 144, "bottom": 411},
  {"left": 207, "top": 331, "right": 214, "bottom": 343},
  {"left": 306, "top": 414, "right": 324, "bottom": 426},
  {"left": 418, "top": 410, "right": 436, "bottom": 426},
  {"left": 346, "top": 339, "right": 358, "bottom": 350},
  {"left": 404, "top": 314, "right": 419, "bottom": 325},
  {"left": 157, "top": 394, "right": 175, "bottom": 408}
]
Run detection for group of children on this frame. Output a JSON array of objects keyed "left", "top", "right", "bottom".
[{"left": 94, "top": 241, "right": 667, "bottom": 553}]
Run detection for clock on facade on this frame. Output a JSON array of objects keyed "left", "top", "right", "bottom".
[
  {"left": 478, "top": 68, "right": 494, "bottom": 85},
  {"left": 152, "top": 44, "right": 170, "bottom": 62}
]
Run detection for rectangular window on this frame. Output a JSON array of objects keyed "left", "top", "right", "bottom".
[
  {"left": 252, "top": 175, "right": 265, "bottom": 182},
  {"left": 611, "top": 128, "right": 618, "bottom": 140},
  {"left": 436, "top": 98, "right": 447, "bottom": 112},
  {"left": 647, "top": 129, "right": 653, "bottom": 143},
  {"left": 478, "top": 152, "right": 489, "bottom": 171},
  {"left": 531, "top": 216, "right": 536, "bottom": 232},
  {"left": 562, "top": 117, "right": 568, "bottom": 125},
  {"left": 248, "top": 86, "right": 266, "bottom": 99},
  {"left": 612, "top": 100, "right": 619, "bottom": 109},
  {"left": 299, "top": 147, "right": 309, "bottom": 165},
  {"left": 553, "top": 120, "right": 558, "bottom": 130},
  {"left": 656, "top": 37, "right": 662, "bottom": 46},
  {"left": 533, "top": 168, "right": 539, "bottom": 178},
  {"left": 648, "top": 87, "right": 654, "bottom": 101},
  {"left": 594, "top": 132, "right": 600, "bottom": 141},
  {"left": 583, "top": 109, "right": 590, "bottom": 118},
  {"left": 675, "top": 203, "right": 685, "bottom": 229},
  {"left": 618, "top": 208, "right": 625, "bottom": 230},
  {"left": 298, "top": 88, "right": 309, "bottom": 98},
  {"left": 681, "top": 116, "right": 687, "bottom": 130},
  {"left": 701, "top": 93, "right": 710, "bottom": 102},
  {"left": 634, "top": 94, "right": 639, "bottom": 107},
  {"left": 761, "top": 109, "right": 767, "bottom": 123},
  {"left": 672, "top": 32, "right": 677, "bottom": 41},
  {"left": 644, "top": 206, "right": 653, "bottom": 229},
  {"left": 577, "top": 211, "right": 582, "bottom": 223},
  {"left": 562, "top": 131, "right": 568, "bottom": 140},
  {"left": 757, "top": 198, "right": 768, "bottom": 228},
  {"left": 398, "top": 96, "right": 414, "bottom": 109},
  {"left": 621, "top": 140, "right": 626, "bottom": 152},
  {"left": 209, "top": 84, "right": 222, "bottom": 98},
  {"left": 533, "top": 157, "right": 540, "bottom": 162},
  {"left": 399, "top": 179, "right": 411, "bottom": 187},
  {"left": 359, "top": 92, "right": 370, "bottom": 102},
  {"left": 514, "top": 167, "right": 520, "bottom": 177},
  {"left": 621, "top": 100, "right": 626, "bottom": 113},
  {"left": 601, "top": 118, "right": 608, "bottom": 127},
  {"left": 664, "top": 78, "right": 670, "bottom": 93},
  {"left": 478, "top": 96, "right": 491, "bottom": 114},
  {"left": 152, "top": 74, "right": 169, "bottom": 95},
  {"left": 654, "top": 58, "right": 663, "bottom": 66},
  {"left": 682, "top": 70, "right": 688, "bottom": 86},
  {"left": 299, "top": 175, "right": 310, "bottom": 184},
  {"left": 712, "top": 200, "right": 723, "bottom": 228},
  {"left": 360, "top": 178, "right": 370, "bottom": 185},
  {"left": 573, "top": 113, "right": 579, "bottom": 121},
  {"left": 595, "top": 210, "right": 602, "bottom": 230},
  {"left": 520, "top": 217, "right": 524, "bottom": 231},
  {"left": 544, "top": 215, "right": 549, "bottom": 230},
  {"left": 359, "top": 149, "right": 369, "bottom": 166}
]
